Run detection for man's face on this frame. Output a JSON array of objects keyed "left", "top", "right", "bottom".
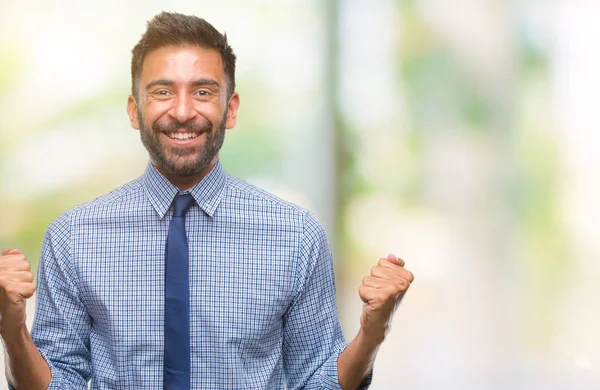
[{"left": 127, "top": 45, "right": 239, "bottom": 182}]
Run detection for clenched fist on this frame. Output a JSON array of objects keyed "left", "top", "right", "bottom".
[
  {"left": 359, "top": 254, "right": 413, "bottom": 338},
  {"left": 0, "top": 249, "right": 36, "bottom": 336}
]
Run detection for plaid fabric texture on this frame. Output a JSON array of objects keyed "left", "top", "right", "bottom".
[{"left": 27, "top": 161, "right": 371, "bottom": 389}]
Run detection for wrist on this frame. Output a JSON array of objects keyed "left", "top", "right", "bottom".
[
  {"left": 357, "top": 325, "right": 386, "bottom": 350},
  {"left": 1, "top": 324, "right": 30, "bottom": 349}
]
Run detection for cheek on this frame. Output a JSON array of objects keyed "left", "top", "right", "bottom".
[
  {"left": 143, "top": 99, "right": 224, "bottom": 128},
  {"left": 195, "top": 102, "right": 222, "bottom": 121},
  {"left": 145, "top": 99, "right": 172, "bottom": 116},
  {"left": 142, "top": 109, "right": 167, "bottom": 129}
]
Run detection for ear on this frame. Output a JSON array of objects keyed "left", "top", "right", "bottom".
[
  {"left": 127, "top": 95, "right": 140, "bottom": 130},
  {"left": 225, "top": 92, "right": 240, "bottom": 130}
]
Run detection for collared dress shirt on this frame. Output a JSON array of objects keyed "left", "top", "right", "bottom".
[{"left": 26, "top": 161, "right": 372, "bottom": 389}]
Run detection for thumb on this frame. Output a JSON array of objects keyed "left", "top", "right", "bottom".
[
  {"left": 386, "top": 253, "right": 405, "bottom": 267},
  {"left": 2, "top": 248, "right": 21, "bottom": 255}
]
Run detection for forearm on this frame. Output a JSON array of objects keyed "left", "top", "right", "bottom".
[
  {"left": 337, "top": 327, "right": 384, "bottom": 390},
  {"left": 3, "top": 325, "right": 51, "bottom": 390}
]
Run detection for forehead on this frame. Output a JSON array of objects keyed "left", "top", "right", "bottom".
[{"left": 140, "top": 45, "right": 224, "bottom": 86}]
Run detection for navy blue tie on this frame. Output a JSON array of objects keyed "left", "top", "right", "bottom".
[{"left": 164, "top": 194, "right": 194, "bottom": 389}]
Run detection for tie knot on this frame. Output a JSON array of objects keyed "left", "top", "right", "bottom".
[{"left": 172, "top": 194, "right": 194, "bottom": 217}]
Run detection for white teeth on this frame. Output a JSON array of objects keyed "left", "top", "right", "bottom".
[{"left": 167, "top": 133, "right": 198, "bottom": 140}]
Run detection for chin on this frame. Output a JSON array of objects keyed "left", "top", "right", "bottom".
[{"left": 167, "top": 159, "right": 209, "bottom": 177}]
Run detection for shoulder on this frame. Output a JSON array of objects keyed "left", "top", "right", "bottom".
[
  {"left": 224, "top": 175, "right": 312, "bottom": 217},
  {"left": 224, "top": 175, "right": 327, "bottom": 240},
  {"left": 46, "top": 177, "right": 144, "bottom": 234},
  {"left": 69, "top": 177, "right": 144, "bottom": 215}
]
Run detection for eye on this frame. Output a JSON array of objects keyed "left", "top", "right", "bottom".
[
  {"left": 195, "top": 90, "right": 209, "bottom": 96},
  {"left": 149, "top": 89, "right": 172, "bottom": 98}
]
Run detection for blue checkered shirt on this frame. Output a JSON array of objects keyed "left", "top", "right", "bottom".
[{"left": 28, "top": 161, "right": 372, "bottom": 389}]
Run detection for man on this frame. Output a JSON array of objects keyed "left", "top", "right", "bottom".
[{"left": 0, "top": 12, "right": 413, "bottom": 389}]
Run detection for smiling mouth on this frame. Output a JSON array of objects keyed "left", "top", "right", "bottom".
[{"left": 165, "top": 132, "right": 202, "bottom": 140}]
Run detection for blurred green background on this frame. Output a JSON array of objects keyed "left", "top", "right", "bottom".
[{"left": 1, "top": 0, "right": 599, "bottom": 388}]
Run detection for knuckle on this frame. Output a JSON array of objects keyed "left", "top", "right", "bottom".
[
  {"left": 23, "top": 285, "right": 36, "bottom": 299},
  {"left": 370, "top": 265, "right": 378, "bottom": 275},
  {"left": 3, "top": 285, "right": 14, "bottom": 296},
  {"left": 388, "top": 285, "right": 400, "bottom": 297},
  {"left": 377, "top": 258, "right": 387, "bottom": 267},
  {"left": 358, "top": 285, "right": 367, "bottom": 296},
  {"left": 398, "top": 278, "right": 409, "bottom": 289},
  {"left": 392, "top": 280, "right": 406, "bottom": 294},
  {"left": 396, "top": 284, "right": 407, "bottom": 295}
]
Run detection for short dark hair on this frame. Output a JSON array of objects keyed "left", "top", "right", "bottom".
[{"left": 131, "top": 11, "right": 236, "bottom": 100}]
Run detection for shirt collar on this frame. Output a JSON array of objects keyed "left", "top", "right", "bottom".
[{"left": 142, "top": 160, "right": 228, "bottom": 219}]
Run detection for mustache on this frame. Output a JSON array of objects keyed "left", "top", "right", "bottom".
[{"left": 152, "top": 118, "right": 212, "bottom": 134}]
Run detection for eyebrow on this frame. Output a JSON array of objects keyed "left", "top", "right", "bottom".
[{"left": 145, "top": 78, "right": 221, "bottom": 90}]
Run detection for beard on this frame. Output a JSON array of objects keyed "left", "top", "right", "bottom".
[{"left": 138, "top": 108, "right": 227, "bottom": 177}]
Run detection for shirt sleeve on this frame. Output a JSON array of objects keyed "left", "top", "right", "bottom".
[
  {"left": 29, "top": 212, "right": 92, "bottom": 389},
  {"left": 282, "top": 213, "right": 372, "bottom": 389}
]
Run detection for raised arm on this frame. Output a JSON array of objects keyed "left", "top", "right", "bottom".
[
  {"left": 5, "top": 214, "right": 93, "bottom": 389},
  {"left": 282, "top": 214, "right": 351, "bottom": 389},
  {"left": 337, "top": 254, "right": 414, "bottom": 389},
  {"left": 27, "top": 215, "right": 93, "bottom": 389},
  {"left": 0, "top": 248, "right": 51, "bottom": 389}
]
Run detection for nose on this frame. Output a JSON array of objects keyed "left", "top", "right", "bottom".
[{"left": 171, "top": 94, "right": 197, "bottom": 123}]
